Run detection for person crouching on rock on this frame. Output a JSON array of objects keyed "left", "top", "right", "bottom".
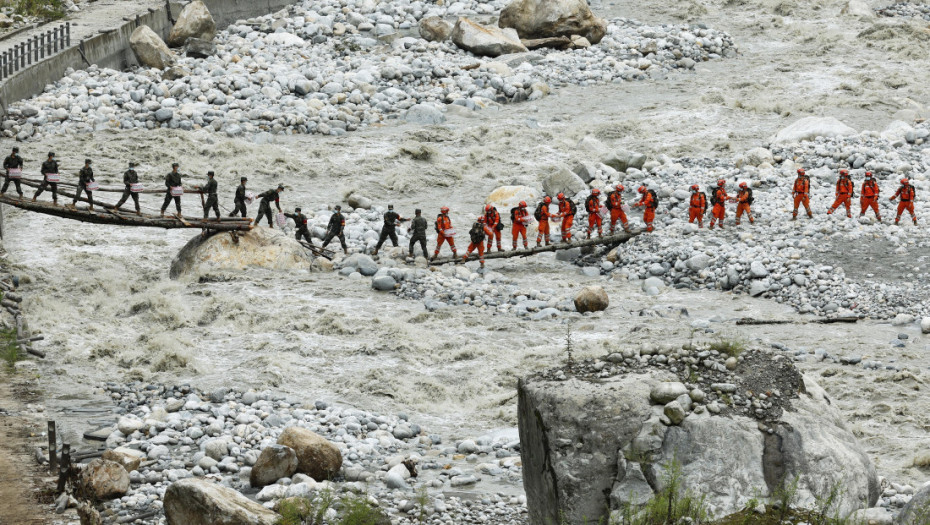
[
  {"left": 431, "top": 206, "right": 456, "bottom": 260},
  {"left": 254, "top": 184, "right": 284, "bottom": 227},
  {"left": 322, "top": 205, "right": 348, "bottom": 254},
  {"left": 463, "top": 216, "right": 492, "bottom": 268}
]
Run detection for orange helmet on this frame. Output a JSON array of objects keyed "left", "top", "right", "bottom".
[
  {"left": 739, "top": 182, "right": 748, "bottom": 189},
  {"left": 865, "top": 171, "right": 873, "bottom": 178},
  {"left": 615, "top": 184, "right": 624, "bottom": 191},
  {"left": 592, "top": 188, "right": 600, "bottom": 195},
  {"left": 440, "top": 206, "right": 449, "bottom": 213},
  {"left": 717, "top": 179, "right": 725, "bottom": 186},
  {"left": 485, "top": 204, "right": 492, "bottom": 212},
  {"left": 690, "top": 184, "right": 699, "bottom": 191},
  {"left": 519, "top": 201, "right": 527, "bottom": 207},
  {"left": 544, "top": 196, "right": 551, "bottom": 203},
  {"left": 839, "top": 169, "right": 849, "bottom": 176},
  {"left": 477, "top": 216, "right": 485, "bottom": 222},
  {"left": 557, "top": 193, "right": 565, "bottom": 200},
  {"left": 901, "top": 178, "right": 910, "bottom": 185},
  {"left": 637, "top": 186, "right": 646, "bottom": 193},
  {"left": 797, "top": 168, "right": 805, "bottom": 175}
]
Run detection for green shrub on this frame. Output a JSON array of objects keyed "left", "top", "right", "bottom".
[{"left": 13, "top": 0, "right": 66, "bottom": 20}]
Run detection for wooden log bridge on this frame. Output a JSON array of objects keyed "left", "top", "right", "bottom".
[
  {"left": 429, "top": 230, "right": 641, "bottom": 265},
  {"left": 0, "top": 177, "right": 253, "bottom": 232}
]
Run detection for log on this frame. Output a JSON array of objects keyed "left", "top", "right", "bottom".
[
  {"left": 4, "top": 292, "right": 22, "bottom": 302},
  {"left": 522, "top": 36, "right": 573, "bottom": 50},
  {"left": 26, "top": 347, "right": 45, "bottom": 358},
  {"left": 429, "top": 230, "right": 641, "bottom": 265},
  {"left": 48, "top": 421, "right": 57, "bottom": 473},
  {"left": 17, "top": 335, "right": 43, "bottom": 343},
  {"left": 16, "top": 174, "right": 204, "bottom": 194},
  {"left": 1, "top": 298, "right": 19, "bottom": 309},
  {"left": 57, "top": 442, "right": 70, "bottom": 493},
  {"left": 735, "top": 318, "right": 791, "bottom": 326},
  {"left": 814, "top": 316, "right": 860, "bottom": 324},
  {"left": 0, "top": 192, "right": 252, "bottom": 231},
  {"left": 299, "top": 240, "right": 334, "bottom": 260},
  {"left": 735, "top": 316, "right": 861, "bottom": 326}
]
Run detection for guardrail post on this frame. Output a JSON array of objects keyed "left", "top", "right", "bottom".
[
  {"left": 33, "top": 35, "right": 38, "bottom": 62},
  {"left": 45, "top": 30, "right": 51, "bottom": 55},
  {"left": 17, "top": 43, "right": 23, "bottom": 70},
  {"left": 66, "top": 22, "right": 70, "bottom": 47},
  {"left": 26, "top": 39, "right": 31, "bottom": 65}
]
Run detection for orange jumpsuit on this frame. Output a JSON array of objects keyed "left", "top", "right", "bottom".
[
  {"left": 892, "top": 185, "right": 917, "bottom": 224},
  {"left": 792, "top": 176, "right": 812, "bottom": 218},
  {"left": 828, "top": 177, "right": 854, "bottom": 217},
  {"left": 536, "top": 203, "right": 551, "bottom": 246},
  {"left": 710, "top": 187, "right": 728, "bottom": 229},
  {"left": 635, "top": 192, "right": 656, "bottom": 232},
  {"left": 512, "top": 206, "right": 529, "bottom": 249},
  {"left": 585, "top": 194, "right": 603, "bottom": 238},
  {"left": 607, "top": 191, "right": 628, "bottom": 233},
  {"left": 484, "top": 206, "right": 502, "bottom": 251},
  {"left": 735, "top": 189, "right": 754, "bottom": 225},
  {"left": 688, "top": 192, "right": 706, "bottom": 228},
  {"left": 465, "top": 222, "right": 493, "bottom": 266},
  {"left": 860, "top": 179, "right": 881, "bottom": 220},
  {"left": 433, "top": 213, "right": 456, "bottom": 257},
  {"left": 558, "top": 199, "right": 575, "bottom": 241}
]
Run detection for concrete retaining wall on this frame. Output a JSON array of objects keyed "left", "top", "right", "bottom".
[{"left": 0, "top": 0, "right": 296, "bottom": 117}]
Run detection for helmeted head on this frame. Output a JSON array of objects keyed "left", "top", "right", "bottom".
[
  {"left": 440, "top": 206, "right": 449, "bottom": 214},
  {"left": 557, "top": 192, "right": 565, "bottom": 200},
  {"left": 85, "top": 159, "right": 91, "bottom": 165},
  {"left": 48, "top": 152, "right": 55, "bottom": 158},
  {"left": 335, "top": 205, "right": 342, "bottom": 211},
  {"left": 544, "top": 196, "right": 552, "bottom": 204},
  {"left": 901, "top": 178, "right": 910, "bottom": 185},
  {"left": 11, "top": 147, "right": 18, "bottom": 153},
  {"left": 129, "top": 161, "right": 137, "bottom": 168},
  {"left": 207, "top": 170, "right": 214, "bottom": 177},
  {"left": 388, "top": 204, "right": 394, "bottom": 210},
  {"left": 477, "top": 216, "right": 485, "bottom": 223},
  {"left": 415, "top": 208, "right": 421, "bottom": 215},
  {"left": 739, "top": 182, "right": 748, "bottom": 189},
  {"left": 690, "top": 184, "right": 699, "bottom": 192},
  {"left": 172, "top": 162, "right": 179, "bottom": 168},
  {"left": 240, "top": 176, "right": 247, "bottom": 182},
  {"left": 839, "top": 169, "right": 849, "bottom": 177},
  {"left": 295, "top": 207, "right": 301, "bottom": 213},
  {"left": 616, "top": 184, "right": 624, "bottom": 192},
  {"left": 592, "top": 188, "right": 600, "bottom": 196},
  {"left": 717, "top": 179, "right": 725, "bottom": 187},
  {"left": 485, "top": 204, "right": 492, "bottom": 212},
  {"left": 637, "top": 186, "right": 646, "bottom": 194},
  {"left": 865, "top": 171, "right": 873, "bottom": 178},
  {"left": 519, "top": 201, "right": 527, "bottom": 208},
  {"left": 276, "top": 184, "right": 284, "bottom": 191},
  {"left": 797, "top": 168, "right": 805, "bottom": 175}
]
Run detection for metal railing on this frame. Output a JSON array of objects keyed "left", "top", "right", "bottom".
[{"left": 0, "top": 22, "right": 71, "bottom": 82}]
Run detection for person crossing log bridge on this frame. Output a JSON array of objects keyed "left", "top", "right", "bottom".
[{"left": 429, "top": 229, "right": 641, "bottom": 266}]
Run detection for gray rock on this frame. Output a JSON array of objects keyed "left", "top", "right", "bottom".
[
  {"left": 686, "top": 254, "right": 711, "bottom": 271},
  {"left": 749, "top": 261, "right": 769, "bottom": 278},
  {"left": 498, "top": 0, "right": 608, "bottom": 44},
  {"left": 154, "top": 108, "right": 175, "bottom": 122},
  {"left": 663, "top": 400, "right": 686, "bottom": 425},
  {"left": 419, "top": 16, "right": 452, "bottom": 42},
  {"left": 602, "top": 149, "right": 646, "bottom": 172},
  {"left": 573, "top": 285, "right": 608, "bottom": 313},
  {"left": 749, "top": 280, "right": 769, "bottom": 297},
  {"left": 405, "top": 104, "right": 445, "bottom": 125},
  {"left": 164, "top": 478, "right": 278, "bottom": 525},
  {"left": 203, "top": 439, "right": 228, "bottom": 461},
  {"left": 385, "top": 471, "right": 408, "bottom": 489},
  {"left": 249, "top": 445, "right": 298, "bottom": 488},
  {"left": 372, "top": 275, "right": 397, "bottom": 291},
  {"left": 130, "top": 26, "right": 176, "bottom": 69},
  {"left": 641, "top": 276, "right": 665, "bottom": 292},
  {"left": 555, "top": 247, "right": 581, "bottom": 261},
  {"left": 542, "top": 166, "right": 586, "bottom": 196},
  {"left": 451, "top": 17, "right": 528, "bottom": 58},
  {"left": 649, "top": 382, "right": 688, "bottom": 404},
  {"left": 895, "top": 482, "right": 930, "bottom": 524},
  {"left": 184, "top": 37, "right": 217, "bottom": 58},
  {"left": 167, "top": 0, "right": 216, "bottom": 47}
]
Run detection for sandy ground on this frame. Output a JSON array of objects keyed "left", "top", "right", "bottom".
[{"left": 1, "top": 0, "right": 929, "bottom": 506}]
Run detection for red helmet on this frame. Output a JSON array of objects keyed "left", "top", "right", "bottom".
[
  {"left": 440, "top": 206, "right": 449, "bottom": 213},
  {"left": 797, "top": 168, "right": 805, "bottom": 175},
  {"left": 690, "top": 184, "right": 699, "bottom": 191},
  {"left": 615, "top": 184, "right": 624, "bottom": 191},
  {"left": 901, "top": 178, "right": 910, "bottom": 185},
  {"left": 865, "top": 171, "right": 873, "bottom": 178},
  {"left": 592, "top": 188, "right": 600, "bottom": 196},
  {"left": 544, "top": 196, "right": 551, "bottom": 203},
  {"left": 637, "top": 186, "right": 646, "bottom": 193},
  {"left": 557, "top": 193, "right": 565, "bottom": 200},
  {"left": 739, "top": 182, "right": 748, "bottom": 189},
  {"left": 839, "top": 169, "right": 849, "bottom": 176},
  {"left": 519, "top": 201, "right": 527, "bottom": 207},
  {"left": 717, "top": 179, "right": 725, "bottom": 186},
  {"left": 477, "top": 216, "right": 485, "bottom": 222},
  {"left": 485, "top": 204, "right": 492, "bottom": 212}
]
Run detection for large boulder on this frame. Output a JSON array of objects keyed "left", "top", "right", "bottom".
[
  {"left": 76, "top": 459, "right": 129, "bottom": 500},
  {"left": 895, "top": 483, "right": 930, "bottom": 524},
  {"left": 101, "top": 447, "right": 145, "bottom": 472},
  {"left": 573, "top": 286, "right": 608, "bottom": 313},
  {"left": 250, "top": 445, "right": 299, "bottom": 487},
  {"left": 771, "top": 116, "right": 857, "bottom": 144},
  {"left": 184, "top": 37, "right": 217, "bottom": 58},
  {"left": 486, "top": 185, "right": 541, "bottom": 241},
  {"left": 542, "top": 166, "right": 586, "bottom": 196},
  {"left": 518, "top": 358, "right": 878, "bottom": 524},
  {"left": 419, "top": 16, "right": 453, "bottom": 42},
  {"left": 451, "top": 17, "right": 528, "bottom": 57},
  {"left": 499, "top": 0, "right": 607, "bottom": 45},
  {"left": 169, "top": 227, "right": 313, "bottom": 278},
  {"left": 164, "top": 478, "right": 278, "bottom": 525},
  {"left": 129, "top": 26, "right": 176, "bottom": 70},
  {"left": 167, "top": 0, "right": 216, "bottom": 47},
  {"left": 277, "top": 427, "right": 343, "bottom": 482}
]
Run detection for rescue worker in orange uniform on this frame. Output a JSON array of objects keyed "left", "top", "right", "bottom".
[
  {"left": 431, "top": 206, "right": 457, "bottom": 260},
  {"left": 735, "top": 182, "right": 755, "bottom": 226},
  {"left": 606, "top": 184, "right": 629, "bottom": 234},
  {"left": 792, "top": 168, "right": 813, "bottom": 220},
  {"left": 709, "top": 179, "right": 732, "bottom": 230},
  {"left": 633, "top": 186, "right": 657, "bottom": 232},
  {"left": 859, "top": 171, "right": 881, "bottom": 222},
  {"left": 484, "top": 204, "right": 503, "bottom": 252},
  {"left": 688, "top": 185, "right": 707, "bottom": 228},
  {"left": 827, "top": 169, "right": 854, "bottom": 218},
  {"left": 557, "top": 193, "right": 576, "bottom": 242},
  {"left": 511, "top": 200, "right": 530, "bottom": 250},
  {"left": 463, "top": 216, "right": 493, "bottom": 268},
  {"left": 890, "top": 178, "right": 917, "bottom": 226},
  {"left": 534, "top": 196, "right": 553, "bottom": 247},
  {"left": 585, "top": 188, "right": 604, "bottom": 238}
]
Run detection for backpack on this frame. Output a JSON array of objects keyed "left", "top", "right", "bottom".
[
  {"left": 647, "top": 190, "right": 659, "bottom": 210},
  {"left": 567, "top": 199, "right": 577, "bottom": 215},
  {"left": 534, "top": 203, "right": 544, "bottom": 221},
  {"left": 745, "top": 188, "right": 754, "bottom": 205},
  {"left": 510, "top": 207, "right": 518, "bottom": 222}
]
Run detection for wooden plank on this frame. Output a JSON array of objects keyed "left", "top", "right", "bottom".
[{"left": 429, "top": 230, "right": 641, "bottom": 265}]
